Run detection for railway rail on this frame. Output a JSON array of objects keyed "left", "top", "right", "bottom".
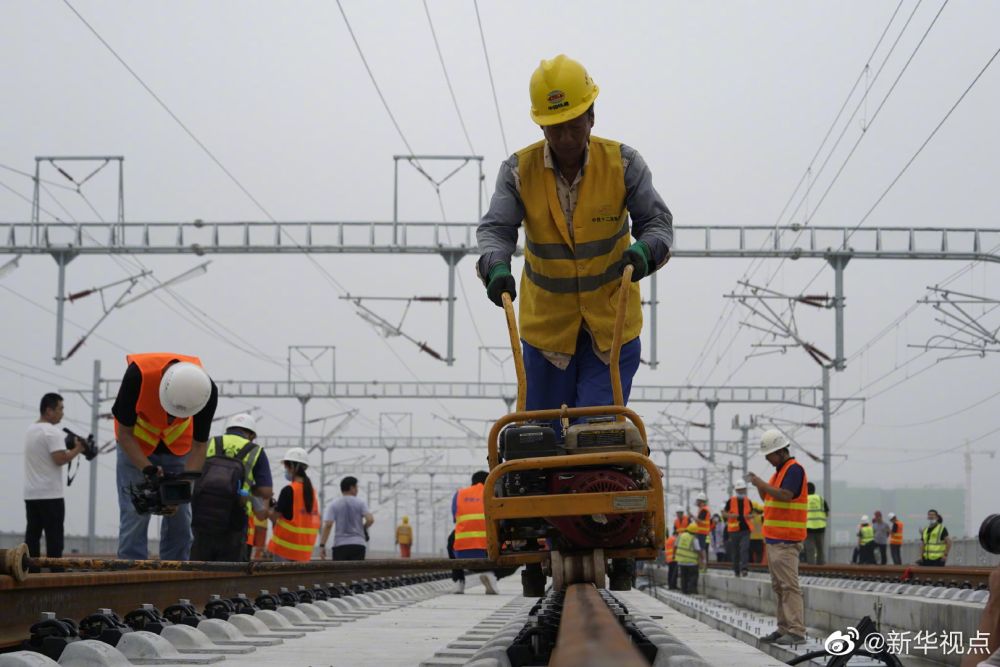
[{"left": 707, "top": 561, "right": 993, "bottom": 588}]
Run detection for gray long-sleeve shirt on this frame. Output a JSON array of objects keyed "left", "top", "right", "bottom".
[{"left": 476, "top": 141, "right": 673, "bottom": 281}]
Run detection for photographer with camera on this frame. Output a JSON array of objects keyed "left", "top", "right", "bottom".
[
  {"left": 113, "top": 353, "right": 217, "bottom": 561},
  {"left": 22, "top": 393, "right": 88, "bottom": 570}
]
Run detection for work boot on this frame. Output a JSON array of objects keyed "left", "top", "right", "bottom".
[
  {"left": 775, "top": 634, "right": 806, "bottom": 646},
  {"left": 480, "top": 572, "right": 499, "bottom": 595},
  {"left": 453, "top": 579, "right": 465, "bottom": 594},
  {"left": 759, "top": 630, "right": 783, "bottom": 643}
]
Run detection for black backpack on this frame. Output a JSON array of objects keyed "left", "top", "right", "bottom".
[{"left": 191, "top": 437, "right": 260, "bottom": 532}]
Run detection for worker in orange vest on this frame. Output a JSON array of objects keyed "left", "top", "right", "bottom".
[
  {"left": 722, "top": 479, "right": 754, "bottom": 577},
  {"left": 747, "top": 429, "right": 809, "bottom": 646},
  {"left": 246, "top": 514, "right": 268, "bottom": 560},
  {"left": 888, "top": 512, "right": 904, "bottom": 565},
  {"left": 664, "top": 530, "right": 679, "bottom": 590},
  {"left": 266, "top": 448, "right": 320, "bottom": 561},
  {"left": 692, "top": 492, "right": 711, "bottom": 564},
  {"left": 673, "top": 509, "right": 690, "bottom": 535},
  {"left": 451, "top": 471, "right": 500, "bottom": 594},
  {"left": 113, "top": 353, "right": 216, "bottom": 560}
]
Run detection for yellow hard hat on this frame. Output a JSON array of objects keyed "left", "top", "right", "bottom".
[
  {"left": 402, "top": 516, "right": 409, "bottom": 524},
  {"left": 529, "top": 54, "right": 599, "bottom": 126},
  {"left": 685, "top": 523, "right": 699, "bottom": 534}
]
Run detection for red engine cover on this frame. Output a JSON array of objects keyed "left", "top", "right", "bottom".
[{"left": 545, "top": 469, "right": 644, "bottom": 548}]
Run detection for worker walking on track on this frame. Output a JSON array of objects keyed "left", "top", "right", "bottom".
[
  {"left": 722, "top": 480, "right": 753, "bottom": 577},
  {"left": 396, "top": 516, "right": 413, "bottom": 558},
  {"left": 190, "top": 413, "right": 271, "bottom": 562},
  {"left": 804, "top": 482, "right": 829, "bottom": 565},
  {"left": 266, "top": 448, "right": 320, "bottom": 561},
  {"left": 112, "top": 353, "right": 217, "bottom": 561},
  {"left": 857, "top": 515, "right": 876, "bottom": 564},
  {"left": 320, "top": 476, "right": 374, "bottom": 561},
  {"left": 888, "top": 512, "right": 904, "bottom": 565},
  {"left": 692, "top": 492, "right": 711, "bottom": 561},
  {"left": 476, "top": 54, "right": 673, "bottom": 422},
  {"left": 748, "top": 429, "right": 809, "bottom": 646},
  {"left": 452, "top": 471, "right": 500, "bottom": 594}
]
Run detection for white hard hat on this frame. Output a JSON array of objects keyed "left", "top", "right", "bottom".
[
  {"left": 159, "top": 362, "right": 212, "bottom": 418},
  {"left": 759, "top": 429, "right": 790, "bottom": 456},
  {"left": 695, "top": 492, "right": 707, "bottom": 502},
  {"left": 861, "top": 514, "right": 870, "bottom": 523},
  {"left": 225, "top": 412, "right": 257, "bottom": 436},
  {"left": 281, "top": 447, "right": 310, "bottom": 468},
  {"left": 888, "top": 512, "right": 896, "bottom": 520},
  {"left": 734, "top": 480, "right": 747, "bottom": 491}
]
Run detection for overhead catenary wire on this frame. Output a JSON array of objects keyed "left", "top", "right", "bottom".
[{"left": 472, "top": 0, "right": 508, "bottom": 156}]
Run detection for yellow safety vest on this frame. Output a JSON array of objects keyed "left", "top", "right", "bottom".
[
  {"left": 807, "top": 494, "right": 827, "bottom": 530},
  {"left": 516, "top": 137, "right": 642, "bottom": 354},
  {"left": 922, "top": 523, "right": 947, "bottom": 561},
  {"left": 206, "top": 434, "right": 262, "bottom": 517},
  {"left": 858, "top": 524, "right": 874, "bottom": 545},
  {"left": 674, "top": 532, "right": 699, "bottom": 565}
]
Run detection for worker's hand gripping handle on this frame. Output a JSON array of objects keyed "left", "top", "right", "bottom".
[
  {"left": 610, "top": 264, "right": 633, "bottom": 413},
  {"left": 501, "top": 292, "right": 527, "bottom": 412}
]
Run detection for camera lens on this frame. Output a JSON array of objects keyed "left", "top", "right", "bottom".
[{"left": 979, "top": 514, "right": 1000, "bottom": 555}]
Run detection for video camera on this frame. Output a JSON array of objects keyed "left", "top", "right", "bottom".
[
  {"left": 63, "top": 428, "right": 98, "bottom": 461},
  {"left": 980, "top": 514, "right": 1000, "bottom": 555},
  {"left": 129, "top": 470, "right": 202, "bottom": 515}
]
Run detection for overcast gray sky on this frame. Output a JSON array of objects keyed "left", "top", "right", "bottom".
[{"left": 1, "top": 1, "right": 998, "bottom": 553}]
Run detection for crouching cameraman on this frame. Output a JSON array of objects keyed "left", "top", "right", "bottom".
[{"left": 23, "top": 393, "right": 89, "bottom": 570}]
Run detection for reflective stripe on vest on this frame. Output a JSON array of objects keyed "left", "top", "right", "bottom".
[
  {"left": 763, "top": 458, "right": 808, "bottom": 542},
  {"left": 267, "top": 481, "right": 319, "bottom": 562},
  {"left": 114, "top": 353, "right": 203, "bottom": 457},
  {"left": 806, "top": 494, "right": 828, "bottom": 529},
  {"left": 247, "top": 514, "right": 267, "bottom": 546},
  {"left": 665, "top": 535, "right": 676, "bottom": 562},
  {"left": 859, "top": 525, "right": 874, "bottom": 545},
  {"left": 674, "top": 533, "right": 699, "bottom": 565},
  {"left": 890, "top": 520, "right": 904, "bottom": 545},
  {"left": 922, "top": 523, "right": 946, "bottom": 560},
  {"left": 726, "top": 496, "right": 752, "bottom": 532},
  {"left": 453, "top": 484, "right": 488, "bottom": 551},
  {"left": 207, "top": 434, "right": 262, "bottom": 517},
  {"left": 693, "top": 506, "right": 711, "bottom": 535},
  {"left": 516, "top": 137, "right": 642, "bottom": 355},
  {"left": 673, "top": 516, "right": 690, "bottom": 534}
]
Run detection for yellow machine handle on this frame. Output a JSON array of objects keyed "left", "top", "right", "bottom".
[
  {"left": 501, "top": 291, "right": 526, "bottom": 413},
  {"left": 610, "top": 264, "right": 633, "bottom": 414}
]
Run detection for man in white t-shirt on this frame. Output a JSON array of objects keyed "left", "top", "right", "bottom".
[{"left": 23, "top": 393, "right": 85, "bottom": 569}]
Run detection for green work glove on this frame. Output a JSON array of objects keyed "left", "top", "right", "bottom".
[
  {"left": 621, "top": 241, "right": 651, "bottom": 282},
  {"left": 486, "top": 263, "right": 516, "bottom": 307}
]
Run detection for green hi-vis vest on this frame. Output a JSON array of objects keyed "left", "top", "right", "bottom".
[
  {"left": 516, "top": 136, "right": 642, "bottom": 354},
  {"left": 207, "top": 434, "right": 262, "bottom": 517},
  {"left": 858, "top": 524, "right": 874, "bottom": 545},
  {"left": 806, "top": 494, "right": 827, "bottom": 529},
  {"left": 674, "top": 532, "right": 699, "bottom": 565},
  {"left": 922, "top": 523, "right": 947, "bottom": 561}
]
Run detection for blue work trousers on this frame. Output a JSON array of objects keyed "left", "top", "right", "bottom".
[
  {"left": 523, "top": 329, "right": 641, "bottom": 436},
  {"left": 116, "top": 448, "right": 192, "bottom": 560}
]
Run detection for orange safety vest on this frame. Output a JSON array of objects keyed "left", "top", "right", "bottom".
[
  {"left": 693, "top": 506, "right": 711, "bottom": 535},
  {"left": 267, "top": 482, "right": 320, "bottom": 561},
  {"left": 762, "top": 458, "right": 809, "bottom": 542},
  {"left": 247, "top": 514, "right": 267, "bottom": 547},
  {"left": 726, "top": 496, "right": 753, "bottom": 532},
  {"left": 453, "top": 483, "right": 488, "bottom": 552},
  {"left": 665, "top": 534, "right": 677, "bottom": 563},
  {"left": 673, "top": 515, "right": 690, "bottom": 534},
  {"left": 890, "top": 520, "right": 904, "bottom": 545},
  {"left": 113, "top": 353, "right": 204, "bottom": 456}
]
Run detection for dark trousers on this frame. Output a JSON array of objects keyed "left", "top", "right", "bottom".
[
  {"left": 666, "top": 561, "right": 678, "bottom": 589},
  {"left": 190, "top": 529, "right": 246, "bottom": 562},
  {"left": 25, "top": 499, "right": 65, "bottom": 572},
  {"left": 875, "top": 543, "right": 888, "bottom": 565},
  {"left": 447, "top": 530, "right": 464, "bottom": 582},
  {"left": 804, "top": 530, "right": 826, "bottom": 564},
  {"left": 332, "top": 544, "right": 366, "bottom": 561},
  {"left": 859, "top": 542, "right": 876, "bottom": 564},
  {"left": 729, "top": 530, "right": 750, "bottom": 575},
  {"left": 918, "top": 557, "right": 945, "bottom": 567},
  {"left": 749, "top": 540, "right": 764, "bottom": 564},
  {"left": 890, "top": 544, "right": 902, "bottom": 565},
  {"left": 680, "top": 565, "right": 698, "bottom": 594}
]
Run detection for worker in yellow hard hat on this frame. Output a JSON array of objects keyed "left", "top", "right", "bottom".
[{"left": 476, "top": 54, "right": 673, "bottom": 426}]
